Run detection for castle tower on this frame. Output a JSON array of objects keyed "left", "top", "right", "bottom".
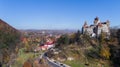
[
  {"left": 82, "top": 21, "right": 88, "bottom": 34},
  {"left": 94, "top": 17, "right": 100, "bottom": 25},
  {"left": 106, "top": 20, "right": 110, "bottom": 26},
  {"left": 83, "top": 21, "right": 88, "bottom": 28}
]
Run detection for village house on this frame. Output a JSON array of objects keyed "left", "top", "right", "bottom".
[{"left": 82, "top": 17, "right": 110, "bottom": 38}]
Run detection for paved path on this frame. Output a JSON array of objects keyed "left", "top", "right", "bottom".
[
  {"left": 41, "top": 52, "right": 71, "bottom": 67},
  {"left": 35, "top": 47, "right": 71, "bottom": 67}
]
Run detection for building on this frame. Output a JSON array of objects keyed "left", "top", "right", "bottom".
[{"left": 82, "top": 17, "right": 110, "bottom": 38}]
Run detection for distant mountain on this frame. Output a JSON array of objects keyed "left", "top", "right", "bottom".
[
  {"left": 19, "top": 29, "right": 77, "bottom": 35},
  {"left": 0, "top": 19, "right": 21, "bottom": 64},
  {"left": 111, "top": 25, "right": 120, "bottom": 29}
]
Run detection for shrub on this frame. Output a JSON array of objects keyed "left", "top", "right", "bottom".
[{"left": 100, "top": 46, "right": 111, "bottom": 59}]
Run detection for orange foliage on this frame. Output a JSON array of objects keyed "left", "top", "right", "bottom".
[{"left": 23, "top": 61, "right": 32, "bottom": 67}]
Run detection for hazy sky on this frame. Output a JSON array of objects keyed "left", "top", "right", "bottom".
[{"left": 0, "top": 0, "right": 120, "bottom": 30}]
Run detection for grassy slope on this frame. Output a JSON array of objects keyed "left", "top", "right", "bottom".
[
  {"left": 11, "top": 48, "right": 40, "bottom": 67},
  {"left": 55, "top": 44, "right": 111, "bottom": 67}
]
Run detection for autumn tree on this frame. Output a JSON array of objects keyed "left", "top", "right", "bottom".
[
  {"left": 99, "top": 32, "right": 111, "bottom": 59},
  {"left": 0, "top": 19, "right": 21, "bottom": 65}
]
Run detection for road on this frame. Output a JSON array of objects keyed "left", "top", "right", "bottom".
[{"left": 40, "top": 52, "right": 71, "bottom": 67}]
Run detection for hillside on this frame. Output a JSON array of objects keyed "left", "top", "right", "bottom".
[
  {"left": 46, "top": 29, "right": 120, "bottom": 67},
  {"left": 0, "top": 19, "right": 21, "bottom": 66}
]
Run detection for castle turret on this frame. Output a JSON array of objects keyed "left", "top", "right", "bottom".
[
  {"left": 94, "top": 17, "right": 100, "bottom": 25},
  {"left": 82, "top": 21, "right": 88, "bottom": 34},
  {"left": 106, "top": 20, "right": 110, "bottom": 26},
  {"left": 83, "top": 21, "right": 88, "bottom": 28}
]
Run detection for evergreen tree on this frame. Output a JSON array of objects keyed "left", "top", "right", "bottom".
[
  {"left": 117, "top": 29, "right": 120, "bottom": 45},
  {"left": 75, "top": 30, "right": 81, "bottom": 45}
]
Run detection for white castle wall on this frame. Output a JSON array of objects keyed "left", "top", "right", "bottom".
[{"left": 82, "top": 17, "right": 110, "bottom": 38}]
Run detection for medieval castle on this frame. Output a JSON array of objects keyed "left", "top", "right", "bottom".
[{"left": 82, "top": 17, "right": 110, "bottom": 38}]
